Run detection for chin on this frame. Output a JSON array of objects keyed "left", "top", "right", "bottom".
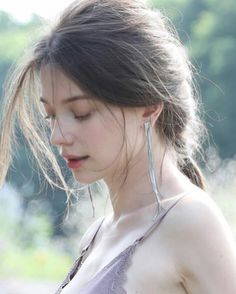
[{"left": 72, "top": 172, "right": 103, "bottom": 185}]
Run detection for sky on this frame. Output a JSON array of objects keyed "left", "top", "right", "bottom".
[{"left": 0, "top": 0, "right": 74, "bottom": 22}]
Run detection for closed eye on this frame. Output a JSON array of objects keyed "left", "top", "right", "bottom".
[
  {"left": 74, "top": 113, "right": 91, "bottom": 121},
  {"left": 43, "top": 112, "right": 92, "bottom": 121}
]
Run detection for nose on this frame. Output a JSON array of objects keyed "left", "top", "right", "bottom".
[{"left": 50, "top": 119, "right": 73, "bottom": 146}]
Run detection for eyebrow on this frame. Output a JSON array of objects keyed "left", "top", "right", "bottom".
[{"left": 40, "top": 94, "right": 90, "bottom": 105}]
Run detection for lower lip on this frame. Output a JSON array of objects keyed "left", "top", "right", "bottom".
[{"left": 67, "top": 157, "right": 89, "bottom": 169}]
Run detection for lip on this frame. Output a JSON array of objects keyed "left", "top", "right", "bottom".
[
  {"left": 67, "top": 157, "right": 88, "bottom": 169},
  {"left": 61, "top": 154, "right": 89, "bottom": 169},
  {"left": 62, "top": 154, "right": 87, "bottom": 159}
]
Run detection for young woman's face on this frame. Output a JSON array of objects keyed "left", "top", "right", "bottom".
[{"left": 40, "top": 66, "right": 145, "bottom": 184}]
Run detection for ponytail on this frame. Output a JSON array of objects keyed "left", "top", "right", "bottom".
[{"left": 180, "top": 157, "right": 206, "bottom": 190}]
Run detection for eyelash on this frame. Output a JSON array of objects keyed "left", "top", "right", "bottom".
[
  {"left": 74, "top": 113, "right": 91, "bottom": 121},
  {"left": 44, "top": 113, "right": 91, "bottom": 121}
]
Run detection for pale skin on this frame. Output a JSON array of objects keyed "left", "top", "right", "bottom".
[{"left": 40, "top": 66, "right": 236, "bottom": 293}]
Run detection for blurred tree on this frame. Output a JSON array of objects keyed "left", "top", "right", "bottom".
[
  {"left": 0, "top": 11, "right": 69, "bottom": 237},
  {"left": 0, "top": 11, "right": 18, "bottom": 30},
  {"left": 190, "top": 0, "right": 236, "bottom": 158},
  {"left": 152, "top": 0, "right": 236, "bottom": 157}
]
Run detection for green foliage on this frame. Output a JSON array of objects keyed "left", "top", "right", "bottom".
[
  {"left": 152, "top": 0, "right": 236, "bottom": 157},
  {"left": 0, "top": 11, "right": 43, "bottom": 98},
  {"left": 0, "top": 11, "right": 18, "bottom": 30},
  {"left": 0, "top": 29, "right": 31, "bottom": 60},
  {"left": 0, "top": 188, "right": 73, "bottom": 280},
  {"left": 0, "top": 11, "right": 42, "bottom": 60},
  {"left": 0, "top": 246, "right": 73, "bottom": 280}
]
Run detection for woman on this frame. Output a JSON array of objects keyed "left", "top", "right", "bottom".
[{"left": 1, "top": 0, "right": 236, "bottom": 293}]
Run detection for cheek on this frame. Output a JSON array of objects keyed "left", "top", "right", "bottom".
[
  {"left": 124, "top": 115, "right": 144, "bottom": 154},
  {"left": 85, "top": 114, "right": 124, "bottom": 159}
]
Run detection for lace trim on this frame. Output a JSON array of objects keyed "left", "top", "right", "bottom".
[
  {"left": 55, "top": 193, "right": 188, "bottom": 293},
  {"left": 110, "top": 244, "right": 137, "bottom": 294}
]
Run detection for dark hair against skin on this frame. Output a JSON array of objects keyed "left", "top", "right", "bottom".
[{"left": 0, "top": 0, "right": 207, "bottom": 197}]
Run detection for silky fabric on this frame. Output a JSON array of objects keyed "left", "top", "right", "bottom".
[{"left": 56, "top": 193, "right": 188, "bottom": 294}]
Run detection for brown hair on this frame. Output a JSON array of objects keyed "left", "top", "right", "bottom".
[{"left": 0, "top": 0, "right": 207, "bottom": 194}]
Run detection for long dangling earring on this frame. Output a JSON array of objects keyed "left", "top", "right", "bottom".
[
  {"left": 88, "top": 184, "right": 95, "bottom": 218},
  {"left": 144, "top": 121, "right": 163, "bottom": 219}
]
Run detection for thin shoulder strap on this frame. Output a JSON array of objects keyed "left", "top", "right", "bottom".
[
  {"left": 82, "top": 217, "right": 105, "bottom": 253},
  {"left": 55, "top": 217, "right": 106, "bottom": 293},
  {"left": 134, "top": 192, "right": 188, "bottom": 245}
]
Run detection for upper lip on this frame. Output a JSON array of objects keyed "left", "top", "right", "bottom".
[{"left": 62, "top": 154, "right": 88, "bottom": 160}]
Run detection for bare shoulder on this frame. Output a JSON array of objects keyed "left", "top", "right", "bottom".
[
  {"left": 163, "top": 189, "right": 234, "bottom": 242},
  {"left": 78, "top": 216, "right": 104, "bottom": 253},
  {"left": 162, "top": 189, "right": 236, "bottom": 294}
]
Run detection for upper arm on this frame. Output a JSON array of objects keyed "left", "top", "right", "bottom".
[{"left": 170, "top": 194, "right": 236, "bottom": 294}]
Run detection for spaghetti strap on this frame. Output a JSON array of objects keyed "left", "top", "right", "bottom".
[
  {"left": 55, "top": 192, "right": 189, "bottom": 293},
  {"left": 55, "top": 217, "right": 105, "bottom": 293},
  {"left": 134, "top": 192, "right": 188, "bottom": 245},
  {"left": 85, "top": 192, "right": 188, "bottom": 251},
  {"left": 82, "top": 217, "right": 105, "bottom": 252}
]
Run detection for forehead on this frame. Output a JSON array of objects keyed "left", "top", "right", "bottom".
[{"left": 40, "top": 65, "right": 88, "bottom": 104}]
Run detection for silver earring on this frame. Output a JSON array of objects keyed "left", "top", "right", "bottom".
[
  {"left": 88, "top": 184, "right": 95, "bottom": 218},
  {"left": 144, "top": 121, "right": 163, "bottom": 219}
]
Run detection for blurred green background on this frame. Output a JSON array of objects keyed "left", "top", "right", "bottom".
[{"left": 0, "top": 0, "right": 235, "bottom": 293}]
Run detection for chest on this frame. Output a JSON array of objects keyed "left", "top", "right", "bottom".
[{"left": 60, "top": 233, "right": 187, "bottom": 294}]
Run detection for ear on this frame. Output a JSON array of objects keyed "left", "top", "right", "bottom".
[{"left": 142, "top": 102, "right": 164, "bottom": 127}]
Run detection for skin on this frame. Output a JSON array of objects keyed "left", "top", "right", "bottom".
[{"left": 40, "top": 66, "right": 236, "bottom": 293}]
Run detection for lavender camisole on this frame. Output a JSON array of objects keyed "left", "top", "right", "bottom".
[{"left": 55, "top": 193, "right": 188, "bottom": 294}]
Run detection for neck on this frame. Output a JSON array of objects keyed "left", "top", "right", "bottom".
[{"left": 103, "top": 138, "right": 192, "bottom": 222}]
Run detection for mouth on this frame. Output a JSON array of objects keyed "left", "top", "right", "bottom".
[
  {"left": 67, "top": 155, "right": 89, "bottom": 161},
  {"left": 66, "top": 156, "right": 89, "bottom": 169}
]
